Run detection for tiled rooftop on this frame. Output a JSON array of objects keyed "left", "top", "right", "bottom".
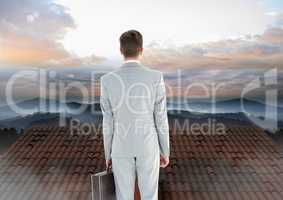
[
  {"left": 0, "top": 126, "right": 283, "bottom": 200},
  {"left": 0, "top": 128, "right": 20, "bottom": 156}
]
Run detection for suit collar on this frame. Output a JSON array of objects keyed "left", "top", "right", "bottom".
[
  {"left": 121, "top": 61, "right": 143, "bottom": 68},
  {"left": 124, "top": 59, "right": 140, "bottom": 64}
]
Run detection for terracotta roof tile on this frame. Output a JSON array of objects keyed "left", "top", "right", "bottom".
[{"left": 0, "top": 126, "right": 283, "bottom": 199}]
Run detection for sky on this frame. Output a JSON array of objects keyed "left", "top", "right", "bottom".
[
  {"left": 59, "top": 0, "right": 270, "bottom": 57},
  {"left": 0, "top": 0, "right": 282, "bottom": 69},
  {"left": 0, "top": 0, "right": 282, "bottom": 102}
]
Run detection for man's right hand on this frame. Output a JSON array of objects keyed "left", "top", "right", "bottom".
[
  {"left": 160, "top": 155, "right": 169, "bottom": 168},
  {"left": 106, "top": 159, "right": 112, "bottom": 170}
]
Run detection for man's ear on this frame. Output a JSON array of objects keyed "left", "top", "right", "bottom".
[
  {"left": 120, "top": 47, "right": 124, "bottom": 55},
  {"left": 139, "top": 47, "right": 143, "bottom": 55}
]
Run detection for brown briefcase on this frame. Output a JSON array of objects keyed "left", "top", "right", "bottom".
[{"left": 91, "top": 170, "right": 116, "bottom": 200}]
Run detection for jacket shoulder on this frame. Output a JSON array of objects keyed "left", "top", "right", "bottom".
[
  {"left": 144, "top": 67, "right": 163, "bottom": 81},
  {"left": 100, "top": 71, "right": 117, "bottom": 83}
]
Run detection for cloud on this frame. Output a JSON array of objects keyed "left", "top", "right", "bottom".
[
  {"left": 0, "top": 0, "right": 75, "bottom": 38},
  {"left": 142, "top": 45, "right": 232, "bottom": 71},
  {"left": 45, "top": 54, "right": 106, "bottom": 67},
  {"left": 0, "top": 0, "right": 105, "bottom": 67},
  {"left": 142, "top": 14, "right": 283, "bottom": 72},
  {"left": 142, "top": 12, "right": 283, "bottom": 98},
  {"left": 257, "top": 27, "right": 283, "bottom": 44},
  {"left": 266, "top": 12, "right": 280, "bottom": 17}
]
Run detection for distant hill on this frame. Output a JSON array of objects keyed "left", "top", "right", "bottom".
[
  {"left": 0, "top": 98, "right": 61, "bottom": 120},
  {"left": 0, "top": 108, "right": 257, "bottom": 132},
  {"left": 0, "top": 101, "right": 102, "bottom": 130},
  {"left": 2, "top": 97, "right": 282, "bottom": 120},
  {"left": 0, "top": 98, "right": 101, "bottom": 120},
  {"left": 167, "top": 97, "right": 283, "bottom": 120},
  {"left": 1, "top": 97, "right": 282, "bottom": 132},
  {"left": 0, "top": 112, "right": 63, "bottom": 131}
]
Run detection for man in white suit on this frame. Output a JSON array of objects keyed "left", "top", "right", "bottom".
[{"left": 100, "top": 30, "right": 170, "bottom": 200}]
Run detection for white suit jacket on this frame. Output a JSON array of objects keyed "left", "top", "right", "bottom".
[{"left": 100, "top": 62, "right": 170, "bottom": 160}]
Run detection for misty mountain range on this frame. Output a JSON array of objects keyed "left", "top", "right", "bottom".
[{"left": 0, "top": 97, "right": 282, "bottom": 131}]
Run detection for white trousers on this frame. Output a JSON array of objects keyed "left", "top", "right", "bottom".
[{"left": 112, "top": 154, "right": 160, "bottom": 200}]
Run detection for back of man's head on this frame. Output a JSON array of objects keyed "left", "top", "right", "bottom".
[{"left": 119, "top": 30, "right": 143, "bottom": 58}]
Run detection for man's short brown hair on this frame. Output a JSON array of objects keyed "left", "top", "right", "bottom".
[{"left": 119, "top": 30, "right": 143, "bottom": 57}]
